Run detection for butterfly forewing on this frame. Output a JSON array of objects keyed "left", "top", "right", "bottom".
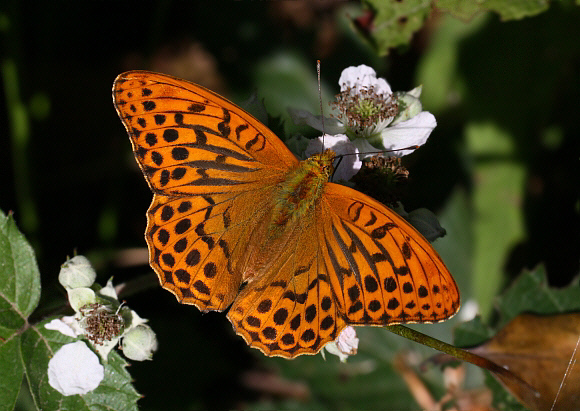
[
  {"left": 113, "top": 71, "right": 298, "bottom": 197},
  {"left": 113, "top": 71, "right": 298, "bottom": 312}
]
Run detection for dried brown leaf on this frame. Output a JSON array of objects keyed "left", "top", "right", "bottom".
[{"left": 470, "top": 313, "right": 580, "bottom": 411}]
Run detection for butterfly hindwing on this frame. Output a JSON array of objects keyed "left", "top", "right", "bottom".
[{"left": 227, "top": 215, "right": 346, "bottom": 358}]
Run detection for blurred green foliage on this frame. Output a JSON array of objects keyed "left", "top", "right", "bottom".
[{"left": 1, "top": 0, "right": 579, "bottom": 410}]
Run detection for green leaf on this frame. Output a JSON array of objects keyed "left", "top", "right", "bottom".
[
  {"left": 353, "top": 0, "right": 431, "bottom": 56},
  {"left": 0, "top": 210, "right": 41, "bottom": 334},
  {"left": 0, "top": 336, "right": 23, "bottom": 411},
  {"left": 437, "top": 0, "right": 550, "bottom": 21},
  {"left": 21, "top": 318, "right": 141, "bottom": 411},
  {"left": 0, "top": 210, "right": 41, "bottom": 411},
  {"left": 453, "top": 316, "right": 494, "bottom": 347},
  {"left": 495, "top": 266, "right": 580, "bottom": 327}
]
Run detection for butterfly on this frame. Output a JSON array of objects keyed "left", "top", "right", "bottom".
[{"left": 112, "top": 71, "right": 460, "bottom": 358}]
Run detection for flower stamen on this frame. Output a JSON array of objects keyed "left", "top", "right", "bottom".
[
  {"left": 80, "top": 303, "right": 124, "bottom": 346},
  {"left": 331, "top": 86, "right": 398, "bottom": 136}
]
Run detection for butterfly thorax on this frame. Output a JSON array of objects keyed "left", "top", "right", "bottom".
[{"left": 270, "top": 150, "right": 335, "bottom": 232}]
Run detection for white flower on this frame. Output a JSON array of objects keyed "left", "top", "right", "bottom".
[
  {"left": 289, "top": 65, "right": 437, "bottom": 160},
  {"left": 48, "top": 341, "right": 104, "bottom": 396},
  {"left": 304, "top": 134, "right": 362, "bottom": 181},
  {"left": 321, "top": 326, "right": 359, "bottom": 362},
  {"left": 55, "top": 256, "right": 157, "bottom": 362}
]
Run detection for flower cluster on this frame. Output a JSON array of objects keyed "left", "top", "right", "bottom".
[
  {"left": 290, "top": 64, "right": 437, "bottom": 178},
  {"left": 45, "top": 255, "right": 157, "bottom": 396}
]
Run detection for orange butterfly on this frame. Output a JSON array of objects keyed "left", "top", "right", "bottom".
[{"left": 113, "top": 71, "right": 460, "bottom": 358}]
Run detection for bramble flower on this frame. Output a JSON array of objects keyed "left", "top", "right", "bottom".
[
  {"left": 45, "top": 256, "right": 158, "bottom": 395},
  {"left": 289, "top": 65, "right": 436, "bottom": 159}
]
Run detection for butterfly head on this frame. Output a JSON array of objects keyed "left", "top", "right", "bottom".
[{"left": 306, "top": 149, "right": 336, "bottom": 180}]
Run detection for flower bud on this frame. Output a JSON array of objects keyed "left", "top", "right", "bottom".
[
  {"left": 67, "top": 287, "right": 97, "bottom": 313},
  {"left": 58, "top": 256, "right": 96, "bottom": 289},
  {"left": 122, "top": 324, "right": 158, "bottom": 361},
  {"left": 392, "top": 88, "right": 423, "bottom": 125}
]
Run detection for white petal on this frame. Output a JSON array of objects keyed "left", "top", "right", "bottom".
[
  {"left": 45, "top": 318, "right": 79, "bottom": 338},
  {"left": 339, "top": 65, "right": 392, "bottom": 95},
  {"left": 48, "top": 341, "right": 104, "bottom": 396},
  {"left": 351, "top": 138, "right": 379, "bottom": 159},
  {"left": 459, "top": 300, "right": 480, "bottom": 322},
  {"left": 287, "top": 107, "right": 346, "bottom": 135},
  {"left": 61, "top": 315, "right": 85, "bottom": 336},
  {"left": 336, "top": 326, "right": 359, "bottom": 355},
  {"left": 305, "top": 134, "right": 362, "bottom": 181},
  {"left": 379, "top": 111, "right": 437, "bottom": 156}
]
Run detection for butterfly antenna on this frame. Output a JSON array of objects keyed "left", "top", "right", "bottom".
[{"left": 317, "top": 60, "right": 325, "bottom": 152}]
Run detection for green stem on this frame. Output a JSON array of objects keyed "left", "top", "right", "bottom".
[{"left": 385, "top": 324, "right": 539, "bottom": 396}]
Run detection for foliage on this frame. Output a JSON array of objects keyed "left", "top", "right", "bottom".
[{"left": 0, "top": 211, "right": 140, "bottom": 411}]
